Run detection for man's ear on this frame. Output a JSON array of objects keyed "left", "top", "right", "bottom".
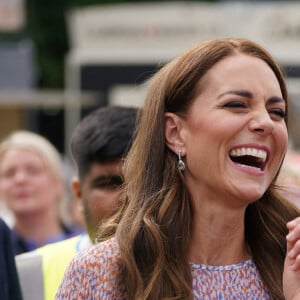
[
  {"left": 72, "top": 177, "right": 81, "bottom": 201},
  {"left": 165, "top": 112, "right": 186, "bottom": 155},
  {"left": 71, "top": 177, "right": 85, "bottom": 228}
]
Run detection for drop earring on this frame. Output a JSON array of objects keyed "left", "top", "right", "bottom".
[{"left": 178, "top": 150, "right": 185, "bottom": 171}]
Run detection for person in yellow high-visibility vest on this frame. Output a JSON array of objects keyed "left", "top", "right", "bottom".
[{"left": 16, "top": 106, "right": 138, "bottom": 300}]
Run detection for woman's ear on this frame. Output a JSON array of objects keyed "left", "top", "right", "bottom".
[{"left": 165, "top": 112, "right": 186, "bottom": 155}]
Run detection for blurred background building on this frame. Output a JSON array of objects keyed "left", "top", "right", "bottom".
[{"left": 0, "top": 0, "right": 300, "bottom": 156}]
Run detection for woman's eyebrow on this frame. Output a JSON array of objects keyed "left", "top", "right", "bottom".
[
  {"left": 217, "top": 90, "right": 253, "bottom": 99},
  {"left": 218, "top": 90, "right": 285, "bottom": 104},
  {"left": 267, "top": 96, "right": 285, "bottom": 105}
]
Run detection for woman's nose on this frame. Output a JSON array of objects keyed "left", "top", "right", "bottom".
[
  {"left": 248, "top": 109, "right": 275, "bottom": 136},
  {"left": 14, "top": 171, "right": 27, "bottom": 183}
]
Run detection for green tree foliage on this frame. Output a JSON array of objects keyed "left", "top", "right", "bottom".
[{"left": 26, "top": 0, "right": 69, "bottom": 88}]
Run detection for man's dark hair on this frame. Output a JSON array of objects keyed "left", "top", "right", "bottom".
[{"left": 70, "top": 106, "right": 138, "bottom": 179}]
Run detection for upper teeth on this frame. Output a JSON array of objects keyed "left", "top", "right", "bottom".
[{"left": 230, "top": 147, "right": 267, "bottom": 162}]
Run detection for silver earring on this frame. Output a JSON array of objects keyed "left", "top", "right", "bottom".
[{"left": 178, "top": 150, "right": 185, "bottom": 171}]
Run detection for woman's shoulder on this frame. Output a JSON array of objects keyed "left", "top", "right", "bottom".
[
  {"left": 75, "top": 237, "right": 121, "bottom": 272},
  {"left": 56, "top": 237, "right": 126, "bottom": 299}
]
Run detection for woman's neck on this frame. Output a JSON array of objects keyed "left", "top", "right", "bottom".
[{"left": 188, "top": 202, "right": 249, "bottom": 266}]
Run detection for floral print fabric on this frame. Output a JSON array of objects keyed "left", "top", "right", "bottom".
[{"left": 56, "top": 238, "right": 271, "bottom": 299}]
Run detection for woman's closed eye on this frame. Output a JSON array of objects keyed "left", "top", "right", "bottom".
[
  {"left": 223, "top": 101, "right": 247, "bottom": 109},
  {"left": 223, "top": 101, "right": 286, "bottom": 120},
  {"left": 268, "top": 108, "right": 286, "bottom": 119}
]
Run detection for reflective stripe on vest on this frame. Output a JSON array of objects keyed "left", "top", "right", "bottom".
[{"left": 16, "top": 251, "right": 44, "bottom": 300}]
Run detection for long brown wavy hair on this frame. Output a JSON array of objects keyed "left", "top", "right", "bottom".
[{"left": 99, "top": 38, "right": 300, "bottom": 300}]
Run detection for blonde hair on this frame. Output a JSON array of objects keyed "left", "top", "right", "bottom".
[{"left": 0, "top": 130, "right": 63, "bottom": 183}]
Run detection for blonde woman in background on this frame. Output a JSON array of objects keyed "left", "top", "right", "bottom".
[{"left": 0, "top": 130, "right": 79, "bottom": 254}]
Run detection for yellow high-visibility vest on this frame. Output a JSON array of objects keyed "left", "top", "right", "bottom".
[
  {"left": 38, "top": 236, "right": 79, "bottom": 300},
  {"left": 16, "top": 234, "right": 91, "bottom": 300}
]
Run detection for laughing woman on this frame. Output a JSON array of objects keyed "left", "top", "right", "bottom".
[{"left": 56, "top": 38, "right": 300, "bottom": 300}]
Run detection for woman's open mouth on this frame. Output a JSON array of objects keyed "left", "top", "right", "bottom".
[{"left": 229, "top": 147, "right": 267, "bottom": 171}]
